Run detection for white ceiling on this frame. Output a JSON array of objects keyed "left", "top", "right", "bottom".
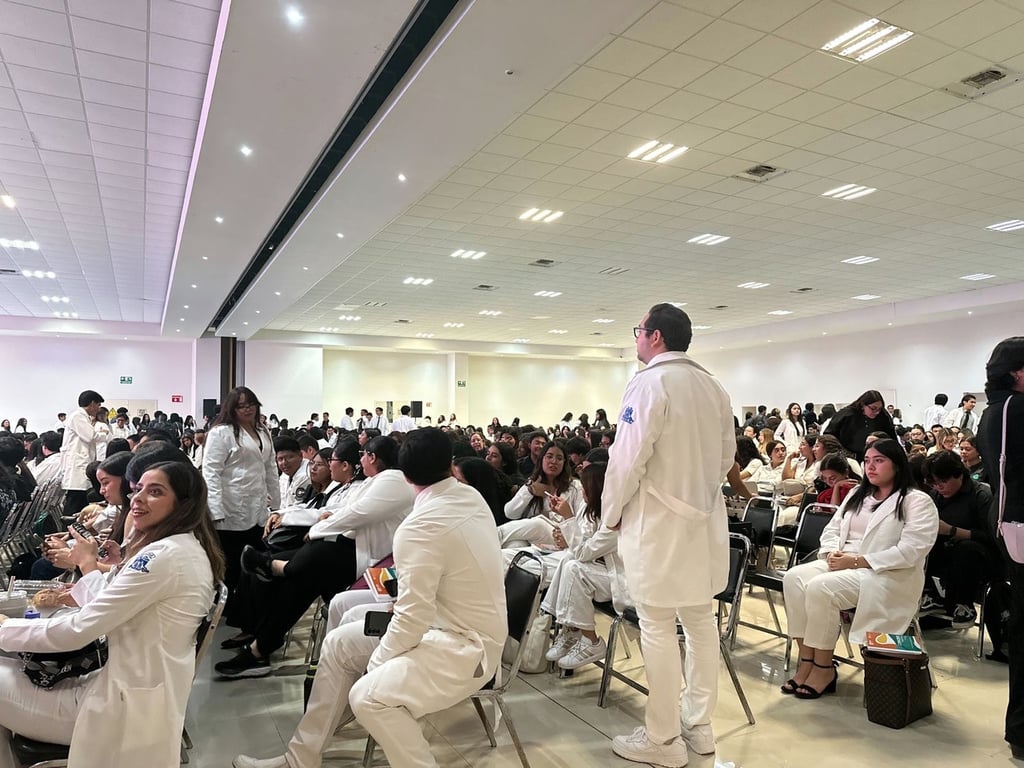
[{"left": 4, "top": 0, "right": 1024, "bottom": 355}]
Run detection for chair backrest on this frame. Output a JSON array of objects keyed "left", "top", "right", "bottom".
[
  {"left": 194, "top": 581, "right": 229, "bottom": 671},
  {"left": 741, "top": 496, "right": 778, "bottom": 549},
  {"left": 502, "top": 551, "right": 544, "bottom": 685},
  {"left": 715, "top": 533, "right": 751, "bottom": 641},
  {"left": 789, "top": 504, "right": 837, "bottom": 567}
]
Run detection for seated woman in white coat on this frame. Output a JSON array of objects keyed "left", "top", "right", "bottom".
[
  {"left": 499, "top": 441, "right": 584, "bottom": 550},
  {"left": 541, "top": 463, "right": 628, "bottom": 670},
  {"left": 781, "top": 439, "right": 938, "bottom": 699},
  {"left": 0, "top": 460, "right": 222, "bottom": 768}
]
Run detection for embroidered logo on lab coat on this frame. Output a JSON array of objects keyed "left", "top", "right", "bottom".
[
  {"left": 620, "top": 406, "right": 635, "bottom": 424},
  {"left": 127, "top": 552, "right": 157, "bottom": 574}
]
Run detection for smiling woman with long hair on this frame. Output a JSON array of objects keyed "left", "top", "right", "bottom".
[
  {"left": 0, "top": 460, "right": 223, "bottom": 768},
  {"left": 780, "top": 439, "right": 937, "bottom": 700}
]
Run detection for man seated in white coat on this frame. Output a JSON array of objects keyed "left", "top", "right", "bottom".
[
  {"left": 603, "top": 303, "right": 735, "bottom": 768},
  {"left": 234, "top": 427, "right": 507, "bottom": 768}
]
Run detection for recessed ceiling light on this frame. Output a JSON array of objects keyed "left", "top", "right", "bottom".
[
  {"left": 852, "top": 294, "right": 881, "bottom": 300},
  {"left": 202, "top": 256, "right": 208, "bottom": 260},
  {"left": 319, "top": 327, "right": 341, "bottom": 333},
  {"left": 398, "top": 173, "right": 407, "bottom": 182},
  {"left": 688, "top": 234, "right": 730, "bottom": 245},
  {"left": 519, "top": 208, "right": 564, "bottom": 223},
  {"left": 822, "top": 184, "right": 876, "bottom": 200},
  {"left": 513, "top": 338, "right": 531, "bottom": 343},
  {"left": 179, "top": 317, "right": 185, "bottom": 322},
  {"left": 22, "top": 269, "right": 56, "bottom": 279},
  {"left": 1, "top": 195, "right": 14, "bottom": 208},
  {"left": 626, "top": 140, "right": 689, "bottom": 163},
  {"left": 41, "top": 295, "right": 70, "bottom": 303},
  {"left": 416, "top": 332, "right": 435, "bottom": 338},
  {"left": 302, "top": 266, "right": 309, "bottom": 271},
  {"left": 191, "top": 284, "right": 197, "bottom": 288},
  {"left": 450, "top": 249, "right": 486, "bottom": 259},
  {"left": 184, "top": 304, "right": 189, "bottom": 309},
  {"left": 968, "top": 311, "right": 973, "bottom": 315},
  {"left": 593, "top": 318, "right": 615, "bottom": 323},
  {"left": 767, "top": 310, "right": 793, "bottom": 315},
  {"left": 821, "top": 18, "right": 914, "bottom": 62},
  {"left": 336, "top": 232, "right": 344, "bottom": 239},
  {"left": 738, "top": 282, "right": 770, "bottom": 290},
  {"left": 285, "top": 5, "right": 304, "bottom": 25},
  {"left": 274, "top": 291, "right": 281, "bottom": 296},
  {"left": 338, "top": 315, "right": 361, "bottom": 321},
  {"left": 444, "top": 322, "right": 465, "bottom": 328},
  {"left": 693, "top": 325, "right": 712, "bottom": 330},
  {"left": 669, "top": 302, "right": 687, "bottom": 307},
  {"left": 548, "top": 329, "right": 568, "bottom": 334},
  {"left": 0, "top": 239, "right": 40, "bottom": 250},
  {"left": 479, "top": 310, "right": 502, "bottom": 316},
  {"left": 842, "top": 256, "right": 879, "bottom": 265},
  {"left": 243, "top": 321, "right": 249, "bottom": 326},
  {"left": 987, "top": 220, "right": 1024, "bottom": 232},
  {"left": 403, "top": 277, "right": 433, "bottom": 286},
  {"left": 961, "top": 273, "right": 996, "bottom": 281},
  {"left": 215, "top": 216, "right": 224, "bottom": 223},
  {"left": 531, "top": 315, "right": 550, "bottom": 320},
  {"left": 239, "top": 145, "right": 253, "bottom": 157},
  {"left": 533, "top": 290, "right": 562, "bottom": 298}
]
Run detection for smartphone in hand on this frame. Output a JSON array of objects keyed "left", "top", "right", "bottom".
[{"left": 363, "top": 611, "right": 393, "bottom": 637}]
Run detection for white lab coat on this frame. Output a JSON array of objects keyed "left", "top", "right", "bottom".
[
  {"left": 603, "top": 351, "right": 735, "bottom": 608},
  {"left": 308, "top": 469, "right": 414, "bottom": 576},
  {"left": 774, "top": 418, "right": 805, "bottom": 452},
  {"left": 202, "top": 424, "right": 280, "bottom": 530},
  {"left": 0, "top": 533, "right": 213, "bottom": 768},
  {"left": 32, "top": 452, "right": 63, "bottom": 487},
  {"left": 943, "top": 407, "right": 979, "bottom": 434},
  {"left": 279, "top": 459, "right": 312, "bottom": 508},
  {"left": 921, "top": 404, "right": 947, "bottom": 430},
  {"left": 504, "top": 478, "right": 584, "bottom": 520},
  {"left": 816, "top": 489, "right": 938, "bottom": 644},
  {"left": 60, "top": 408, "right": 109, "bottom": 491},
  {"left": 558, "top": 511, "right": 630, "bottom": 613}
]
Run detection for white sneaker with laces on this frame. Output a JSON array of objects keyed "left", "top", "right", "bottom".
[
  {"left": 557, "top": 636, "right": 608, "bottom": 670},
  {"left": 612, "top": 726, "right": 688, "bottom": 767},
  {"left": 233, "top": 755, "right": 288, "bottom": 768},
  {"left": 679, "top": 723, "right": 715, "bottom": 755},
  {"left": 545, "top": 629, "right": 581, "bottom": 662}
]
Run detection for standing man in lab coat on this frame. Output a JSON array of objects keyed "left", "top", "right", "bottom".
[
  {"left": 603, "top": 303, "right": 736, "bottom": 767},
  {"left": 60, "top": 390, "right": 110, "bottom": 517}
]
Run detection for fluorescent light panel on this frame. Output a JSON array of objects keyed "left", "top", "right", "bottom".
[
  {"left": 1, "top": 195, "right": 14, "bottom": 208},
  {"left": 821, "top": 18, "right": 914, "bottom": 62},
  {"left": 415, "top": 333, "right": 434, "bottom": 338},
  {"left": 22, "top": 270, "right": 56, "bottom": 279},
  {"left": 533, "top": 290, "right": 562, "bottom": 298},
  {"left": 738, "top": 282, "right": 770, "bottom": 289},
  {"left": 961, "top": 273, "right": 995, "bottom": 281},
  {"left": 403, "top": 277, "right": 433, "bottom": 285},
  {"left": 479, "top": 310, "right": 502, "bottom": 316},
  {"left": 852, "top": 294, "right": 881, "bottom": 300},
  {"left": 987, "top": 220, "right": 1024, "bottom": 232},
  {"left": 842, "top": 256, "right": 879, "bottom": 265},
  {"left": 548, "top": 329, "right": 568, "bottom": 334},
  {"left": 337, "top": 315, "right": 361, "bottom": 321},
  {"left": 767, "top": 310, "right": 793, "bottom": 315},
  {"left": 627, "top": 140, "right": 689, "bottom": 163},
  {"left": 693, "top": 325, "right": 712, "bottom": 330},
  {"left": 592, "top": 318, "right": 615, "bottom": 323},
  {"left": 450, "top": 249, "right": 486, "bottom": 259},
  {"left": 688, "top": 234, "right": 730, "bottom": 245},
  {"left": 822, "top": 184, "right": 877, "bottom": 200},
  {"left": 0, "top": 239, "right": 39, "bottom": 249},
  {"left": 519, "top": 208, "right": 564, "bottom": 223},
  {"left": 513, "top": 338, "right": 531, "bottom": 343},
  {"left": 443, "top": 322, "right": 464, "bottom": 328}
]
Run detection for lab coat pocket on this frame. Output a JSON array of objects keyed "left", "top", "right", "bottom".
[
  {"left": 117, "top": 684, "right": 170, "bottom": 762},
  {"left": 646, "top": 486, "right": 710, "bottom": 523}
]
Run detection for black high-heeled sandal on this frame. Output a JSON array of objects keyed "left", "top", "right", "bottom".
[
  {"left": 794, "top": 661, "right": 838, "bottom": 699},
  {"left": 781, "top": 657, "right": 814, "bottom": 694}
]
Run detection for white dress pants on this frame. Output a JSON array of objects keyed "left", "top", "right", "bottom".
[
  {"left": 326, "top": 589, "right": 377, "bottom": 633},
  {"left": 540, "top": 557, "right": 611, "bottom": 630},
  {"left": 635, "top": 603, "right": 719, "bottom": 744},
  {"left": 0, "top": 658, "right": 82, "bottom": 768},
  {"left": 782, "top": 559, "right": 862, "bottom": 649},
  {"left": 497, "top": 518, "right": 556, "bottom": 549}
]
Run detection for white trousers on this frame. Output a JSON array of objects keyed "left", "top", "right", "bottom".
[
  {"left": 782, "top": 559, "right": 862, "bottom": 649},
  {"left": 540, "top": 557, "right": 611, "bottom": 630},
  {"left": 635, "top": 603, "right": 719, "bottom": 744},
  {"left": 326, "top": 589, "right": 377, "bottom": 634},
  {"left": 0, "top": 658, "right": 82, "bottom": 768},
  {"left": 288, "top": 620, "right": 489, "bottom": 768},
  {"left": 497, "top": 518, "right": 556, "bottom": 549}
]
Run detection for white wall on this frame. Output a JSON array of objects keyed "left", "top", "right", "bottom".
[
  {"left": 0, "top": 336, "right": 194, "bottom": 431},
  {"left": 243, "top": 342, "right": 324, "bottom": 423},
  {"left": 698, "top": 307, "right": 1023, "bottom": 426},
  {"left": 321, "top": 348, "right": 448, "bottom": 421}
]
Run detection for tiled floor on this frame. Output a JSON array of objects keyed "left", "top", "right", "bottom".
[{"left": 185, "top": 591, "right": 1016, "bottom": 767}]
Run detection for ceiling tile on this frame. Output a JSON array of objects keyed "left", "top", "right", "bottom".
[
  {"left": 622, "top": 2, "right": 713, "bottom": 49},
  {"left": 0, "top": 34, "right": 76, "bottom": 73},
  {"left": 553, "top": 66, "right": 629, "bottom": 101},
  {"left": 0, "top": 1, "right": 72, "bottom": 46},
  {"left": 604, "top": 79, "right": 677, "bottom": 111},
  {"left": 6, "top": 65, "right": 81, "bottom": 100},
  {"left": 70, "top": 16, "right": 147, "bottom": 60},
  {"left": 150, "top": 0, "right": 219, "bottom": 43},
  {"left": 638, "top": 51, "right": 716, "bottom": 88},
  {"left": 686, "top": 65, "right": 761, "bottom": 100},
  {"left": 76, "top": 50, "right": 147, "bottom": 88},
  {"left": 148, "top": 63, "right": 208, "bottom": 99},
  {"left": 149, "top": 33, "right": 213, "bottom": 73},
  {"left": 85, "top": 102, "right": 146, "bottom": 131},
  {"left": 587, "top": 37, "right": 670, "bottom": 78},
  {"left": 81, "top": 78, "right": 147, "bottom": 111},
  {"left": 727, "top": 34, "right": 810, "bottom": 77}
]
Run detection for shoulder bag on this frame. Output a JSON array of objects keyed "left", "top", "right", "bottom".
[
  {"left": 996, "top": 396, "right": 1024, "bottom": 564},
  {"left": 20, "top": 637, "right": 108, "bottom": 688}
]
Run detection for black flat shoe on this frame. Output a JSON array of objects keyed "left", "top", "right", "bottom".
[
  {"left": 1011, "top": 743, "right": 1024, "bottom": 760},
  {"left": 240, "top": 545, "right": 274, "bottom": 582},
  {"left": 794, "top": 661, "right": 838, "bottom": 700},
  {"left": 220, "top": 632, "right": 255, "bottom": 650}
]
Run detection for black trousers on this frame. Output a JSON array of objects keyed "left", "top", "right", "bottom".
[
  {"left": 254, "top": 537, "right": 357, "bottom": 656},
  {"left": 1008, "top": 559, "right": 1024, "bottom": 748},
  {"left": 217, "top": 526, "right": 265, "bottom": 626},
  {"left": 926, "top": 539, "right": 996, "bottom": 609}
]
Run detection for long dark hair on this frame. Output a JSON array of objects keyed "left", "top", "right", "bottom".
[
  {"left": 492, "top": 441, "right": 519, "bottom": 477},
  {"left": 126, "top": 461, "right": 225, "bottom": 582},
  {"left": 529, "top": 441, "right": 573, "bottom": 494},
  {"left": 852, "top": 390, "right": 886, "bottom": 409},
  {"left": 580, "top": 462, "right": 606, "bottom": 523},
  {"left": 212, "top": 386, "right": 269, "bottom": 445},
  {"left": 843, "top": 439, "right": 913, "bottom": 521},
  {"left": 735, "top": 436, "right": 764, "bottom": 467},
  {"left": 454, "top": 457, "right": 506, "bottom": 525},
  {"left": 332, "top": 438, "right": 365, "bottom": 481},
  {"left": 985, "top": 337, "right": 1024, "bottom": 397},
  {"left": 786, "top": 402, "right": 804, "bottom": 425}
]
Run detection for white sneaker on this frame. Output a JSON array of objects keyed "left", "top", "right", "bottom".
[
  {"left": 679, "top": 723, "right": 715, "bottom": 755},
  {"left": 545, "top": 629, "right": 581, "bottom": 662},
  {"left": 612, "top": 726, "right": 688, "bottom": 767},
  {"left": 557, "top": 636, "right": 608, "bottom": 670},
  {"left": 233, "top": 755, "right": 288, "bottom": 768}
]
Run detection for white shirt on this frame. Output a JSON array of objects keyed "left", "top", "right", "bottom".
[
  {"left": 33, "top": 452, "right": 63, "bottom": 487},
  {"left": 922, "top": 404, "right": 948, "bottom": 430},
  {"left": 339, "top": 415, "right": 355, "bottom": 431},
  {"left": 369, "top": 414, "right": 390, "bottom": 434},
  {"left": 391, "top": 415, "right": 417, "bottom": 433}
]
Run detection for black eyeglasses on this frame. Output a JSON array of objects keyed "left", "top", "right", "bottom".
[{"left": 633, "top": 326, "right": 653, "bottom": 339}]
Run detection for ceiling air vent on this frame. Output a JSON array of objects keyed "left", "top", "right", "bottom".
[
  {"left": 709, "top": 305, "right": 729, "bottom": 310},
  {"left": 474, "top": 284, "right": 498, "bottom": 291},
  {"left": 598, "top": 266, "right": 630, "bottom": 276},
  {"left": 944, "top": 66, "right": 1021, "bottom": 100},
  {"left": 530, "top": 259, "right": 556, "bottom": 268},
  {"left": 393, "top": 319, "right": 411, "bottom": 324},
  {"left": 0, "top": 268, "right": 18, "bottom": 276},
  {"left": 790, "top": 287, "right": 814, "bottom": 294},
  {"left": 363, "top": 301, "right": 387, "bottom": 307},
  {"left": 733, "top": 164, "right": 787, "bottom": 184}
]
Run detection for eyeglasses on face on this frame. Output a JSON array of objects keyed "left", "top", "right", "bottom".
[
  {"left": 633, "top": 326, "right": 653, "bottom": 339},
  {"left": 235, "top": 402, "right": 257, "bottom": 410}
]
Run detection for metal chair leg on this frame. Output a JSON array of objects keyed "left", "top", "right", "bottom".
[
  {"left": 496, "top": 695, "right": 531, "bottom": 768},
  {"left": 362, "top": 735, "right": 376, "bottom": 768},
  {"left": 472, "top": 697, "right": 497, "bottom": 747},
  {"left": 597, "top": 616, "right": 621, "bottom": 708},
  {"left": 720, "top": 639, "right": 755, "bottom": 725},
  {"left": 765, "top": 590, "right": 782, "bottom": 634}
]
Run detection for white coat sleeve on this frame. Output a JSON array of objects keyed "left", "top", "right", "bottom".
[
  {"left": 263, "top": 431, "right": 281, "bottom": 510},
  {"left": 67, "top": 411, "right": 102, "bottom": 448},
  {"left": 278, "top": 501, "right": 321, "bottom": 528},
  {"left": 201, "top": 428, "right": 231, "bottom": 522},
  {"left": 0, "top": 544, "right": 178, "bottom": 653},
  {"left": 561, "top": 516, "right": 618, "bottom": 562},
  {"left": 503, "top": 483, "right": 536, "bottom": 520},
  {"left": 307, "top": 473, "right": 411, "bottom": 540},
  {"left": 816, "top": 502, "right": 845, "bottom": 558},
  {"left": 602, "top": 380, "right": 669, "bottom": 530},
  {"left": 862, "top": 493, "right": 939, "bottom": 572}
]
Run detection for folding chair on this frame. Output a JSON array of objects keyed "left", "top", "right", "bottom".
[
  {"left": 362, "top": 551, "right": 544, "bottom": 768},
  {"left": 595, "top": 533, "right": 756, "bottom": 726}
]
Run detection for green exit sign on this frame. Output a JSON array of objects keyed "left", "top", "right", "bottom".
[{"left": 119, "top": 376, "right": 133, "bottom": 384}]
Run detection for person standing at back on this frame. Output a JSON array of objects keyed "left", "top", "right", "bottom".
[
  {"left": 60, "top": 390, "right": 110, "bottom": 517},
  {"left": 603, "top": 303, "right": 735, "bottom": 767}
]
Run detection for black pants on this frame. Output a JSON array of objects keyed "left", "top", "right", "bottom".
[
  {"left": 926, "top": 539, "right": 995, "bottom": 609},
  {"left": 217, "top": 526, "right": 265, "bottom": 626},
  {"left": 1008, "top": 560, "right": 1024, "bottom": 748},
  {"left": 233, "top": 528, "right": 311, "bottom": 634},
  {"left": 62, "top": 490, "right": 89, "bottom": 518},
  {"left": 254, "top": 537, "right": 357, "bottom": 656}
]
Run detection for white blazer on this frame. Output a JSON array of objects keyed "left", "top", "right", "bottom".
[
  {"left": 774, "top": 419, "right": 805, "bottom": 452},
  {"left": 603, "top": 352, "right": 735, "bottom": 608},
  {"left": 0, "top": 534, "right": 213, "bottom": 768},
  {"left": 202, "top": 424, "right": 280, "bottom": 530},
  {"left": 504, "top": 478, "right": 584, "bottom": 520},
  {"left": 818, "top": 488, "right": 938, "bottom": 644},
  {"left": 60, "top": 408, "right": 109, "bottom": 491}
]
